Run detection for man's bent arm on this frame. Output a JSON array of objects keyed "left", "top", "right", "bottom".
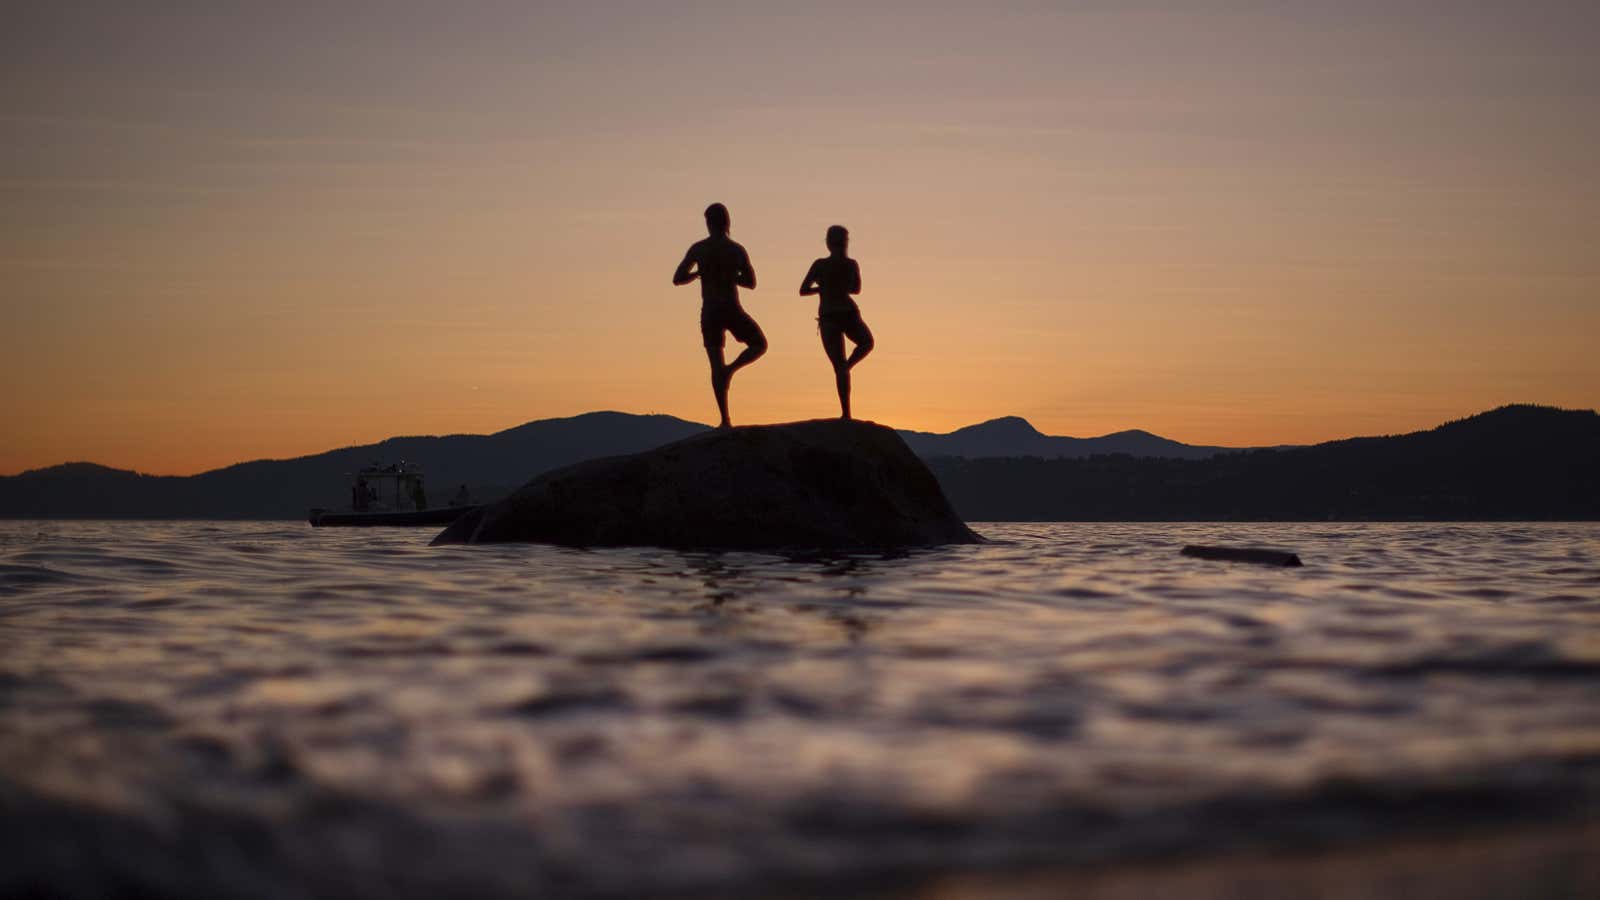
[
  {"left": 848, "top": 261, "right": 861, "bottom": 294},
  {"left": 736, "top": 248, "right": 756, "bottom": 289},
  {"left": 672, "top": 249, "right": 698, "bottom": 285}
]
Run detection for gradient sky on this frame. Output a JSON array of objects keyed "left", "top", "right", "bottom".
[{"left": 4, "top": 1, "right": 1597, "bottom": 475}]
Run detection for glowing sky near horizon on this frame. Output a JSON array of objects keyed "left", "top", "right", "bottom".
[{"left": 3, "top": 1, "right": 1597, "bottom": 475}]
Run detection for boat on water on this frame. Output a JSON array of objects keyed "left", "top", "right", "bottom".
[{"left": 308, "top": 462, "right": 479, "bottom": 527}]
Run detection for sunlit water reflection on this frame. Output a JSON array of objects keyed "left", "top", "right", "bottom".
[{"left": 2, "top": 521, "right": 1598, "bottom": 897}]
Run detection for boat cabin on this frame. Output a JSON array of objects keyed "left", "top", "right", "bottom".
[
  {"left": 309, "top": 461, "right": 476, "bottom": 527},
  {"left": 351, "top": 462, "right": 429, "bottom": 513}
]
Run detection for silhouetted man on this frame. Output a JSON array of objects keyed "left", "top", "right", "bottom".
[
  {"left": 800, "top": 224, "right": 873, "bottom": 419},
  {"left": 673, "top": 203, "right": 765, "bottom": 428}
]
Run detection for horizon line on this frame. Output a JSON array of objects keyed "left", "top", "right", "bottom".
[{"left": 4, "top": 402, "right": 1590, "bottom": 480}]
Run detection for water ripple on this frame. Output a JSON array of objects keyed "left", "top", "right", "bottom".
[{"left": 0, "top": 520, "right": 1598, "bottom": 897}]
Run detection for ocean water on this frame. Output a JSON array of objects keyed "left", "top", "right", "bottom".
[{"left": 1, "top": 520, "right": 1598, "bottom": 898}]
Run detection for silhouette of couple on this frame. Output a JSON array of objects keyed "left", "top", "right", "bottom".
[{"left": 673, "top": 203, "right": 874, "bottom": 428}]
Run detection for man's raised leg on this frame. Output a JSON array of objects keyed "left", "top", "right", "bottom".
[{"left": 725, "top": 331, "right": 767, "bottom": 376}]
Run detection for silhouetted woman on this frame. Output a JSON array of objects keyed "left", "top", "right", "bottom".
[{"left": 799, "top": 225, "right": 874, "bottom": 419}]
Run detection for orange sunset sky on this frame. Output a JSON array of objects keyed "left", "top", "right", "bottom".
[{"left": 4, "top": 2, "right": 1597, "bottom": 476}]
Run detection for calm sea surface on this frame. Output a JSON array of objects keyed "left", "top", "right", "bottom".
[{"left": 2, "top": 521, "right": 1599, "bottom": 897}]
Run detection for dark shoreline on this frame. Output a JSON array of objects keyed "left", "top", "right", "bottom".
[
  {"left": 4, "top": 516, "right": 1600, "bottom": 523},
  {"left": 4, "top": 781, "right": 1594, "bottom": 900},
  {"left": 889, "top": 821, "right": 1600, "bottom": 900}
]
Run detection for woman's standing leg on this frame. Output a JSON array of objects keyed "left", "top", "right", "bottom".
[{"left": 821, "top": 320, "right": 851, "bottom": 419}]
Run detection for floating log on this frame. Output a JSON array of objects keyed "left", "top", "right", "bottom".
[{"left": 1181, "top": 545, "right": 1303, "bottom": 567}]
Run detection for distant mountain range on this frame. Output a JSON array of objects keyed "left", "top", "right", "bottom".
[
  {"left": 897, "top": 416, "right": 1251, "bottom": 460},
  {"left": 0, "top": 413, "right": 1242, "bottom": 520},
  {"left": 2, "top": 405, "right": 1595, "bottom": 520},
  {"left": 0, "top": 413, "right": 705, "bottom": 520},
  {"left": 932, "top": 404, "right": 1599, "bottom": 521}
]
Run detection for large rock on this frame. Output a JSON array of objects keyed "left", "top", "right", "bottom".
[{"left": 432, "top": 418, "right": 982, "bottom": 549}]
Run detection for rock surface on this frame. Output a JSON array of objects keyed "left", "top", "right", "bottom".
[{"left": 432, "top": 418, "right": 982, "bottom": 549}]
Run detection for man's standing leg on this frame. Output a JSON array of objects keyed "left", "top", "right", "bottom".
[
  {"left": 712, "top": 312, "right": 766, "bottom": 428},
  {"left": 705, "top": 344, "right": 732, "bottom": 429},
  {"left": 723, "top": 318, "right": 766, "bottom": 426}
]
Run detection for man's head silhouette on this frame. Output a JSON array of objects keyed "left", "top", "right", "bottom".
[
  {"left": 705, "top": 203, "right": 730, "bottom": 236},
  {"left": 826, "top": 224, "right": 848, "bottom": 254}
]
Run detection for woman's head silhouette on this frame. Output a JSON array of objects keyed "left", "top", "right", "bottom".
[{"left": 826, "top": 224, "right": 848, "bottom": 254}]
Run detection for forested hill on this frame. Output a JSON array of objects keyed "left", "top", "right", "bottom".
[
  {"left": 3, "top": 405, "right": 1595, "bottom": 520},
  {"left": 931, "top": 405, "right": 1600, "bottom": 521},
  {"left": 0, "top": 412, "right": 707, "bottom": 519},
  {"left": 0, "top": 412, "right": 1239, "bottom": 519}
]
